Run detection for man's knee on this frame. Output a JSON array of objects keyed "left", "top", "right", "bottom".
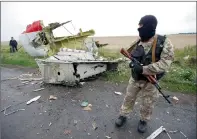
[{"left": 143, "top": 83, "right": 158, "bottom": 97}]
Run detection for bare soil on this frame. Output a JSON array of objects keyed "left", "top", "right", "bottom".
[{"left": 93, "top": 34, "right": 196, "bottom": 50}]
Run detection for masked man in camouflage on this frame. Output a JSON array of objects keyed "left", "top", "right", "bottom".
[{"left": 115, "top": 15, "right": 174, "bottom": 133}]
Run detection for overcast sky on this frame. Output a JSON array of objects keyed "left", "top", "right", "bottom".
[{"left": 1, "top": 2, "right": 196, "bottom": 41}]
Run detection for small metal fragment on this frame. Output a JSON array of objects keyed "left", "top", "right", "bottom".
[
  {"left": 5, "top": 109, "right": 25, "bottom": 116},
  {"left": 21, "top": 81, "right": 30, "bottom": 84},
  {"left": 33, "top": 88, "right": 45, "bottom": 92},
  {"left": 88, "top": 133, "right": 91, "bottom": 136},
  {"left": 49, "top": 122, "right": 52, "bottom": 126},
  {"left": 74, "top": 120, "right": 77, "bottom": 126},
  {"left": 26, "top": 96, "right": 41, "bottom": 105},
  {"left": 146, "top": 126, "right": 165, "bottom": 139},
  {"left": 49, "top": 95, "right": 57, "bottom": 100},
  {"left": 92, "top": 122, "right": 98, "bottom": 130},
  {"left": 114, "top": 91, "right": 122, "bottom": 95},
  {"left": 1, "top": 105, "right": 11, "bottom": 112},
  {"left": 180, "top": 131, "right": 188, "bottom": 138},
  {"left": 64, "top": 130, "right": 71, "bottom": 135},
  {"left": 168, "top": 130, "right": 178, "bottom": 133}
]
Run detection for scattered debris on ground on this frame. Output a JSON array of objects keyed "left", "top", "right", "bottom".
[
  {"left": 33, "top": 88, "right": 45, "bottom": 92},
  {"left": 2, "top": 77, "right": 18, "bottom": 81},
  {"left": 180, "top": 131, "right": 188, "bottom": 138},
  {"left": 1, "top": 105, "right": 11, "bottom": 112},
  {"left": 2, "top": 73, "right": 42, "bottom": 82},
  {"left": 19, "top": 77, "right": 43, "bottom": 81},
  {"left": 92, "top": 122, "right": 98, "bottom": 130},
  {"left": 172, "top": 96, "right": 179, "bottom": 103},
  {"left": 183, "top": 55, "right": 190, "bottom": 60},
  {"left": 1, "top": 103, "right": 26, "bottom": 116},
  {"left": 81, "top": 101, "right": 89, "bottom": 107},
  {"left": 4, "top": 109, "right": 25, "bottom": 116},
  {"left": 26, "top": 96, "right": 41, "bottom": 105},
  {"left": 49, "top": 122, "right": 52, "bottom": 126},
  {"left": 73, "top": 120, "right": 78, "bottom": 126},
  {"left": 168, "top": 130, "right": 188, "bottom": 139},
  {"left": 71, "top": 99, "right": 76, "bottom": 102},
  {"left": 37, "top": 81, "right": 43, "bottom": 84},
  {"left": 105, "top": 135, "right": 112, "bottom": 139},
  {"left": 168, "top": 130, "right": 178, "bottom": 133},
  {"left": 80, "top": 82, "right": 85, "bottom": 85},
  {"left": 114, "top": 91, "right": 122, "bottom": 95},
  {"left": 20, "top": 73, "right": 33, "bottom": 77},
  {"left": 49, "top": 95, "right": 57, "bottom": 100},
  {"left": 83, "top": 104, "right": 92, "bottom": 111},
  {"left": 16, "top": 82, "right": 29, "bottom": 87},
  {"left": 64, "top": 130, "right": 71, "bottom": 135},
  {"left": 146, "top": 126, "right": 189, "bottom": 139},
  {"left": 146, "top": 126, "right": 168, "bottom": 139},
  {"left": 21, "top": 81, "right": 30, "bottom": 84},
  {"left": 88, "top": 133, "right": 91, "bottom": 136}
]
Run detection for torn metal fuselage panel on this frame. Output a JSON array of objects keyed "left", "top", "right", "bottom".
[
  {"left": 35, "top": 59, "right": 116, "bottom": 85},
  {"left": 35, "top": 48, "right": 118, "bottom": 85},
  {"left": 20, "top": 20, "right": 119, "bottom": 85},
  {"left": 19, "top": 20, "right": 95, "bottom": 57}
]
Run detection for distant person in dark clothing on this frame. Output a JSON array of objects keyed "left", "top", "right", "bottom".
[{"left": 9, "top": 37, "right": 18, "bottom": 53}]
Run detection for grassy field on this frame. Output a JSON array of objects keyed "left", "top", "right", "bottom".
[
  {"left": 101, "top": 47, "right": 196, "bottom": 94},
  {"left": 1, "top": 34, "right": 196, "bottom": 94},
  {"left": 1, "top": 45, "right": 40, "bottom": 68}
]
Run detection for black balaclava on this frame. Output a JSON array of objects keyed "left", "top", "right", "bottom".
[{"left": 138, "top": 15, "right": 157, "bottom": 42}]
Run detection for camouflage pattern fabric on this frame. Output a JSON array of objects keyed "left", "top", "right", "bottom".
[
  {"left": 119, "top": 35, "right": 174, "bottom": 121},
  {"left": 120, "top": 76, "right": 158, "bottom": 121},
  {"left": 142, "top": 35, "right": 175, "bottom": 75}
]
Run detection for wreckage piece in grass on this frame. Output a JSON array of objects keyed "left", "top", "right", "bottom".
[{"left": 19, "top": 20, "right": 120, "bottom": 85}]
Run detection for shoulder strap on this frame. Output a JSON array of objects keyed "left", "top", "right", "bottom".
[
  {"left": 152, "top": 35, "right": 158, "bottom": 63},
  {"left": 152, "top": 34, "right": 167, "bottom": 63},
  {"left": 127, "top": 38, "right": 140, "bottom": 53}
]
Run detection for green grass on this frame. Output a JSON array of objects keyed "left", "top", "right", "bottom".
[
  {"left": 100, "top": 45, "right": 196, "bottom": 94},
  {"left": 173, "top": 45, "right": 196, "bottom": 68},
  {"left": 1, "top": 44, "right": 196, "bottom": 94},
  {"left": 1, "top": 45, "right": 42, "bottom": 68}
]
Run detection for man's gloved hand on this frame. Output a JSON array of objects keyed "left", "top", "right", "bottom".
[{"left": 129, "top": 61, "right": 143, "bottom": 74}]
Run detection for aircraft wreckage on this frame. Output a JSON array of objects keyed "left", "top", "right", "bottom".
[{"left": 19, "top": 20, "right": 121, "bottom": 85}]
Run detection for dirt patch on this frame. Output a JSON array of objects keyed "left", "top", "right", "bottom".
[{"left": 92, "top": 34, "right": 196, "bottom": 50}]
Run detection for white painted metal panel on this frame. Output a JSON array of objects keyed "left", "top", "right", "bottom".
[
  {"left": 35, "top": 58, "right": 108, "bottom": 84},
  {"left": 19, "top": 31, "right": 48, "bottom": 57},
  {"left": 76, "top": 63, "right": 107, "bottom": 79}
]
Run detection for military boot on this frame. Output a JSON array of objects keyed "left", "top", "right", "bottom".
[
  {"left": 115, "top": 116, "right": 127, "bottom": 127},
  {"left": 137, "top": 120, "right": 147, "bottom": 133}
]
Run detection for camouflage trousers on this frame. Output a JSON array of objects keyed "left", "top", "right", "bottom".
[{"left": 120, "top": 76, "right": 159, "bottom": 122}]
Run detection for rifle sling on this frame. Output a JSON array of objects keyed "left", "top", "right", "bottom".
[{"left": 152, "top": 35, "right": 158, "bottom": 63}]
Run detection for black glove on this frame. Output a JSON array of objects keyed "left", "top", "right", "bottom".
[{"left": 129, "top": 61, "right": 143, "bottom": 74}]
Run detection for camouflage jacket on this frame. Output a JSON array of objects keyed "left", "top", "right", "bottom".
[{"left": 134, "top": 35, "right": 175, "bottom": 75}]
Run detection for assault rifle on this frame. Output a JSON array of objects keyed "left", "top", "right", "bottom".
[{"left": 120, "top": 48, "right": 172, "bottom": 104}]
